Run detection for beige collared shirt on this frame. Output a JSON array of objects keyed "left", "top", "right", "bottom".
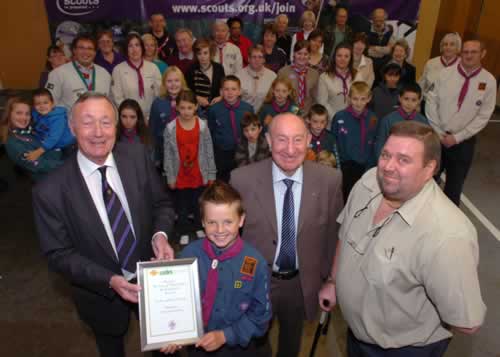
[{"left": 336, "top": 168, "right": 486, "bottom": 348}]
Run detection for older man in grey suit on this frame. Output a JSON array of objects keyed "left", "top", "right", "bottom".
[{"left": 231, "top": 113, "right": 343, "bottom": 357}]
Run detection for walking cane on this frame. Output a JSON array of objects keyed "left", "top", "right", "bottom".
[{"left": 309, "top": 309, "right": 331, "bottom": 357}]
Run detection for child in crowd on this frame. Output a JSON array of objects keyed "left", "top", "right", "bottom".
[
  {"left": 332, "top": 81, "right": 378, "bottom": 201},
  {"left": 258, "top": 77, "right": 299, "bottom": 128},
  {"left": 316, "top": 150, "right": 337, "bottom": 169},
  {"left": 234, "top": 113, "right": 270, "bottom": 167},
  {"left": 307, "top": 104, "right": 339, "bottom": 167},
  {"left": 370, "top": 63, "right": 402, "bottom": 120},
  {"left": 26, "top": 88, "right": 74, "bottom": 161},
  {"left": 117, "top": 99, "right": 150, "bottom": 145},
  {"left": 0, "top": 97, "right": 63, "bottom": 180},
  {"left": 163, "top": 90, "right": 216, "bottom": 229},
  {"left": 150, "top": 66, "right": 188, "bottom": 170},
  {"left": 375, "top": 82, "right": 428, "bottom": 158},
  {"left": 207, "top": 75, "right": 253, "bottom": 182},
  {"left": 160, "top": 181, "right": 271, "bottom": 356}
]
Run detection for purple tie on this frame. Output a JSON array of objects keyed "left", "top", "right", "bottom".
[{"left": 98, "top": 166, "right": 138, "bottom": 273}]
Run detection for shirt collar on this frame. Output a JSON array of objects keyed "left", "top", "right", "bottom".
[
  {"left": 77, "top": 150, "right": 116, "bottom": 178},
  {"left": 178, "top": 52, "right": 194, "bottom": 60},
  {"left": 272, "top": 161, "right": 303, "bottom": 185},
  {"left": 360, "top": 167, "right": 436, "bottom": 227}
]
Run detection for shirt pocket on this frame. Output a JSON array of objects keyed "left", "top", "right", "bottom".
[{"left": 360, "top": 245, "right": 399, "bottom": 285}]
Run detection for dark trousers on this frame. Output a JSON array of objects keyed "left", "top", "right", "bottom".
[
  {"left": 347, "top": 329, "right": 450, "bottom": 357},
  {"left": 270, "top": 274, "right": 305, "bottom": 357},
  {"left": 175, "top": 186, "right": 205, "bottom": 227},
  {"left": 214, "top": 147, "right": 236, "bottom": 183},
  {"left": 187, "top": 338, "right": 271, "bottom": 357},
  {"left": 341, "top": 161, "right": 366, "bottom": 202},
  {"left": 439, "top": 136, "right": 476, "bottom": 206}
]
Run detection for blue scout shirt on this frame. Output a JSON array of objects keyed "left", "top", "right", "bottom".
[
  {"left": 149, "top": 96, "right": 176, "bottom": 166},
  {"left": 180, "top": 239, "right": 271, "bottom": 348},
  {"left": 331, "top": 108, "right": 378, "bottom": 168},
  {"left": 207, "top": 100, "right": 254, "bottom": 151},
  {"left": 375, "top": 109, "right": 429, "bottom": 159},
  {"left": 32, "top": 106, "right": 75, "bottom": 150}
]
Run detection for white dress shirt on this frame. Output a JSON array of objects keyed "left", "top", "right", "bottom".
[{"left": 272, "top": 162, "right": 303, "bottom": 271}]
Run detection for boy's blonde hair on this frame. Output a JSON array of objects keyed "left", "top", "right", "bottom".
[
  {"left": 316, "top": 150, "right": 337, "bottom": 168},
  {"left": 349, "top": 81, "right": 371, "bottom": 98}
]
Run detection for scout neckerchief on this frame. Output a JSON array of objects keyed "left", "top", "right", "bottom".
[
  {"left": 272, "top": 99, "right": 291, "bottom": 114},
  {"left": 168, "top": 96, "right": 177, "bottom": 123},
  {"left": 311, "top": 129, "right": 326, "bottom": 152},
  {"left": 291, "top": 64, "right": 307, "bottom": 108},
  {"left": 440, "top": 56, "right": 458, "bottom": 67},
  {"left": 223, "top": 99, "right": 241, "bottom": 144},
  {"left": 335, "top": 68, "right": 351, "bottom": 103},
  {"left": 397, "top": 107, "right": 417, "bottom": 121},
  {"left": 10, "top": 126, "right": 34, "bottom": 142},
  {"left": 126, "top": 59, "right": 145, "bottom": 98},
  {"left": 457, "top": 63, "right": 482, "bottom": 111},
  {"left": 122, "top": 128, "right": 138, "bottom": 143},
  {"left": 73, "top": 61, "right": 95, "bottom": 91},
  {"left": 217, "top": 43, "right": 226, "bottom": 65},
  {"left": 202, "top": 237, "right": 244, "bottom": 327},
  {"left": 346, "top": 105, "right": 368, "bottom": 153}
]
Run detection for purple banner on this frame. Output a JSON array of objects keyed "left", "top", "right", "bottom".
[
  {"left": 349, "top": 0, "right": 421, "bottom": 23},
  {"left": 44, "top": 0, "right": 143, "bottom": 22}
]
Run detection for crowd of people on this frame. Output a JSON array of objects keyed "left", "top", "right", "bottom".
[{"left": 1, "top": 3, "right": 496, "bottom": 357}]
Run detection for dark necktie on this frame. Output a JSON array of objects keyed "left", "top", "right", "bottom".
[
  {"left": 98, "top": 166, "right": 138, "bottom": 273},
  {"left": 277, "top": 179, "right": 296, "bottom": 271}
]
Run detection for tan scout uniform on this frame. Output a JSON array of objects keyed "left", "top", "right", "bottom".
[{"left": 336, "top": 168, "right": 486, "bottom": 349}]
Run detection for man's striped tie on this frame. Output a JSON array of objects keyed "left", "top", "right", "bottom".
[
  {"left": 98, "top": 166, "right": 138, "bottom": 273},
  {"left": 277, "top": 178, "right": 296, "bottom": 271}
]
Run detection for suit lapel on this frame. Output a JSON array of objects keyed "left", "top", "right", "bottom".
[
  {"left": 255, "top": 159, "right": 278, "bottom": 236},
  {"left": 69, "top": 157, "right": 118, "bottom": 263},
  {"left": 297, "top": 162, "right": 318, "bottom": 236}
]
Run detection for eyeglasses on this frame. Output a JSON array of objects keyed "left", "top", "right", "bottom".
[{"left": 76, "top": 46, "right": 95, "bottom": 51}]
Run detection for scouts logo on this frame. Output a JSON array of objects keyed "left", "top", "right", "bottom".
[
  {"left": 478, "top": 82, "right": 486, "bottom": 91},
  {"left": 240, "top": 256, "right": 257, "bottom": 277},
  {"left": 234, "top": 280, "right": 243, "bottom": 289},
  {"left": 46, "top": 83, "right": 54, "bottom": 90}
]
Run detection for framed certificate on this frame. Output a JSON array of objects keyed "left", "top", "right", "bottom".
[{"left": 137, "top": 258, "right": 204, "bottom": 351}]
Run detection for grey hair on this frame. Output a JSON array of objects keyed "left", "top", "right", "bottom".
[
  {"left": 70, "top": 92, "right": 119, "bottom": 123},
  {"left": 440, "top": 32, "right": 462, "bottom": 53}
]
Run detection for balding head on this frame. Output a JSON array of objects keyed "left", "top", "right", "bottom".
[{"left": 266, "top": 114, "right": 311, "bottom": 176}]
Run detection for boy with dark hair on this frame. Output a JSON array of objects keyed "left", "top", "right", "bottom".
[
  {"left": 370, "top": 62, "right": 402, "bottom": 120},
  {"left": 234, "top": 112, "right": 270, "bottom": 167}
]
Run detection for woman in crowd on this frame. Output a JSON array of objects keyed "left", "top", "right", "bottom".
[
  {"left": 308, "top": 29, "right": 329, "bottom": 74},
  {"left": 419, "top": 32, "right": 461, "bottom": 113},
  {"left": 352, "top": 32, "right": 375, "bottom": 88},
  {"left": 185, "top": 38, "right": 225, "bottom": 113},
  {"left": 142, "top": 33, "right": 168, "bottom": 74},
  {"left": 378, "top": 38, "right": 416, "bottom": 86},
  {"left": 278, "top": 40, "right": 319, "bottom": 114},
  {"left": 317, "top": 42, "right": 355, "bottom": 122},
  {"left": 94, "top": 30, "right": 125, "bottom": 75},
  {"left": 111, "top": 33, "right": 162, "bottom": 122},
  {"left": 261, "top": 23, "right": 288, "bottom": 73},
  {"left": 39, "top": 45, "right": 67, "bottom": 88},
  {"left": 290, "top": 10, "right": 320, "bottom": 61}
]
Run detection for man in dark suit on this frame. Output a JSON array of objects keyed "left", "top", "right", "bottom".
[
  {"left": 33, "top": 92, "right": 176, "bottom": 357},
  {"left": 231, "top": 113, "right": 343, "bottom": 357}
]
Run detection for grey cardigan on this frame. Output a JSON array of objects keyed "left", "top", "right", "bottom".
[{"left": 163, "top": 118, "right": 216, "bottom": 185}]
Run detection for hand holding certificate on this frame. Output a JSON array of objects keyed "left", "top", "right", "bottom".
[{"left": 137, "top": 258, "right": 204, "bottom": 351}]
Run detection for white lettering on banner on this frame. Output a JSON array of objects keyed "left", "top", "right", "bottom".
[
  {"left": 170, "top": 2, "right": 296, "bottom": 16},
  {"left": 57, "top": 0, "right": 100, "bottom": 16}
]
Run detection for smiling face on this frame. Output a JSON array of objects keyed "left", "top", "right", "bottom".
[
  {"left": 176, "top": 31, "right": 193, "bottom": 56},
  {"left": 353, "top": 40, "right": 366, "bottom": 58},
  {"left": 213, "top": 23, "right": 229, "bottom": 44},
  {"left": 150, "top": 14, "right": 166, "bottom": 34},
  {"left": 350, "top": 93, "right": 371, "bottom": 113},
  {"left": 221, "top": 80, "right": 241, "bottom": 104},
  {"left": 33, "top": 95, "right": 55, "bottom": 116},
  {"left": 336, "top": 8, "right": 348, "bottom": 27},
  {"left": 48, "top": 49, "right": 67, "bottom": 69},
  {"left": 377, "top": 135, "right": 435, "bottom": 205},
  {"left": 266, "top": 114, "right": 310, "bottom": 176},
  {"left": 97, "top": 33, "right": 114, "bottom": 55},
  {"left": 273, "top": 82, "right": 291, "bottom": 105},
  {"left": 309, "top": 35, "right": 323, "bottom": 54},
  {"left": 441, "top": 38, "right": 459, "bottom": 59},
  {"left": 309, "top": 113, "right": 328, "bottom": 136},
  {"left": 335, "top": 47, "right": 351, "bottom": 70},
  {"left": 263, "top": 30, "right": 277, "bottom": 48},
  {"left": 143, "top": 37, "right": 157, "bottom": 59},
  {"left": 73, "top": 39, "right": 96, "bottom": 67},
  {"left": 248, "top": 49, "right": 265, "bottom": 72},
  {"left": 70, "top": 97, "right": 116, "bottom": 165},
  {"left": 461, "top": 40, "right": 485, "bottom": 72},
  {"left": 9, "top": 103, "right": 31, "bottom": 130},
  {"left": 399, "top": 91, "right": 420, "bottom": 113},
  {"left": 202, "top": 202, "right": 245, "bottom": 249},
  {"left": 392, "top": 45, "right": 407, "bottom": 64},
  {"left": 293, "top": 47, "right": 310, "bottom": 67},
  {"left": 165, "top": 72, "right": 183, "bottom": 97}
]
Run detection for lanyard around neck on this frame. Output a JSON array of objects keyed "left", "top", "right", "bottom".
[{"left": 72, "top": 61, "right": 96, "bottom": 91}]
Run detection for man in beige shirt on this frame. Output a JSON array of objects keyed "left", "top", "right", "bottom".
[{"left": 319, "top": 121, "right": 485, "bottom": 356}]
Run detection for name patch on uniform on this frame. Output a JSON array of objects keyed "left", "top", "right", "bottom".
[
  {"left": 240, "top": 256, "right": 257, "bottom": 277},
  {"left": 234, "top": 280, "right": 243, "bottom": 289},
  {"left": 46, "top": 83, "right": 54, "bottom": 89},
  {"left": 478, "top": 82, "right": 486, "bottom": 91}
]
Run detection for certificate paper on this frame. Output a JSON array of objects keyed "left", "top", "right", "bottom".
[{"left": 137, "top": 259, "right": 203, "bottom": 351}]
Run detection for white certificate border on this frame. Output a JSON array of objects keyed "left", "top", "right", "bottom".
[{"left": 137, "top": 258, "right": 204, "bottom": 351}]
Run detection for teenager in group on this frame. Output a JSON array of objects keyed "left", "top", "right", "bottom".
[
  {"left": 258, "top": 77, "right": 299, "bottom": 127},
  {"left": 163, "top": 90, "right": 216, "bottom": 230},
  {"left": 375, "top": 82, "right": 428, "bottom": 158},
  {"left": 332, "top": 81, "right": 378, "bottom": 200},
  {"left": 317, "top": 42, "right": 355, "bottom": 124},
  {"left": 149, "top": 66, "right": 188, "bottom": 169},
  {"left": 207, "top": 75, "right": 253, "bottom": 182},
  {"left": 116, "top": 99, "right": 151, "bottom": 146},
  {"left": 186, "top": 38, "right": 225, "bottom": 115},
  {"left": 161, "top": 181, "right": 271, "bottom": 356},
  {"left": 370, "top": 62, "right": 402, "bottom": 120},
  {"left": 26, "top": 88, "right": 75, "bottom": 161},
  {"left": 0, "top": 97, "right": 63, "bottom": 180},
  {"left": 212, "top": 21, "right": 243, "bottom": 76},
  {"left": 234, "top": 112, "right": 270, "bottom": 167},
  {"left": 112, "top": 33, "right": 162, "bottom": 122},
  {"left": 142, "top": 33, "right": 168, "bottom": 74},
  {"left": 278, "top": 40, "right": 319, "bottom": 114},
  {"left": 261, "top": 23, "right": 288, "bottom": 73},
  {"left": 95, "top": 30, "right": 125, "bottom": 75}
]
